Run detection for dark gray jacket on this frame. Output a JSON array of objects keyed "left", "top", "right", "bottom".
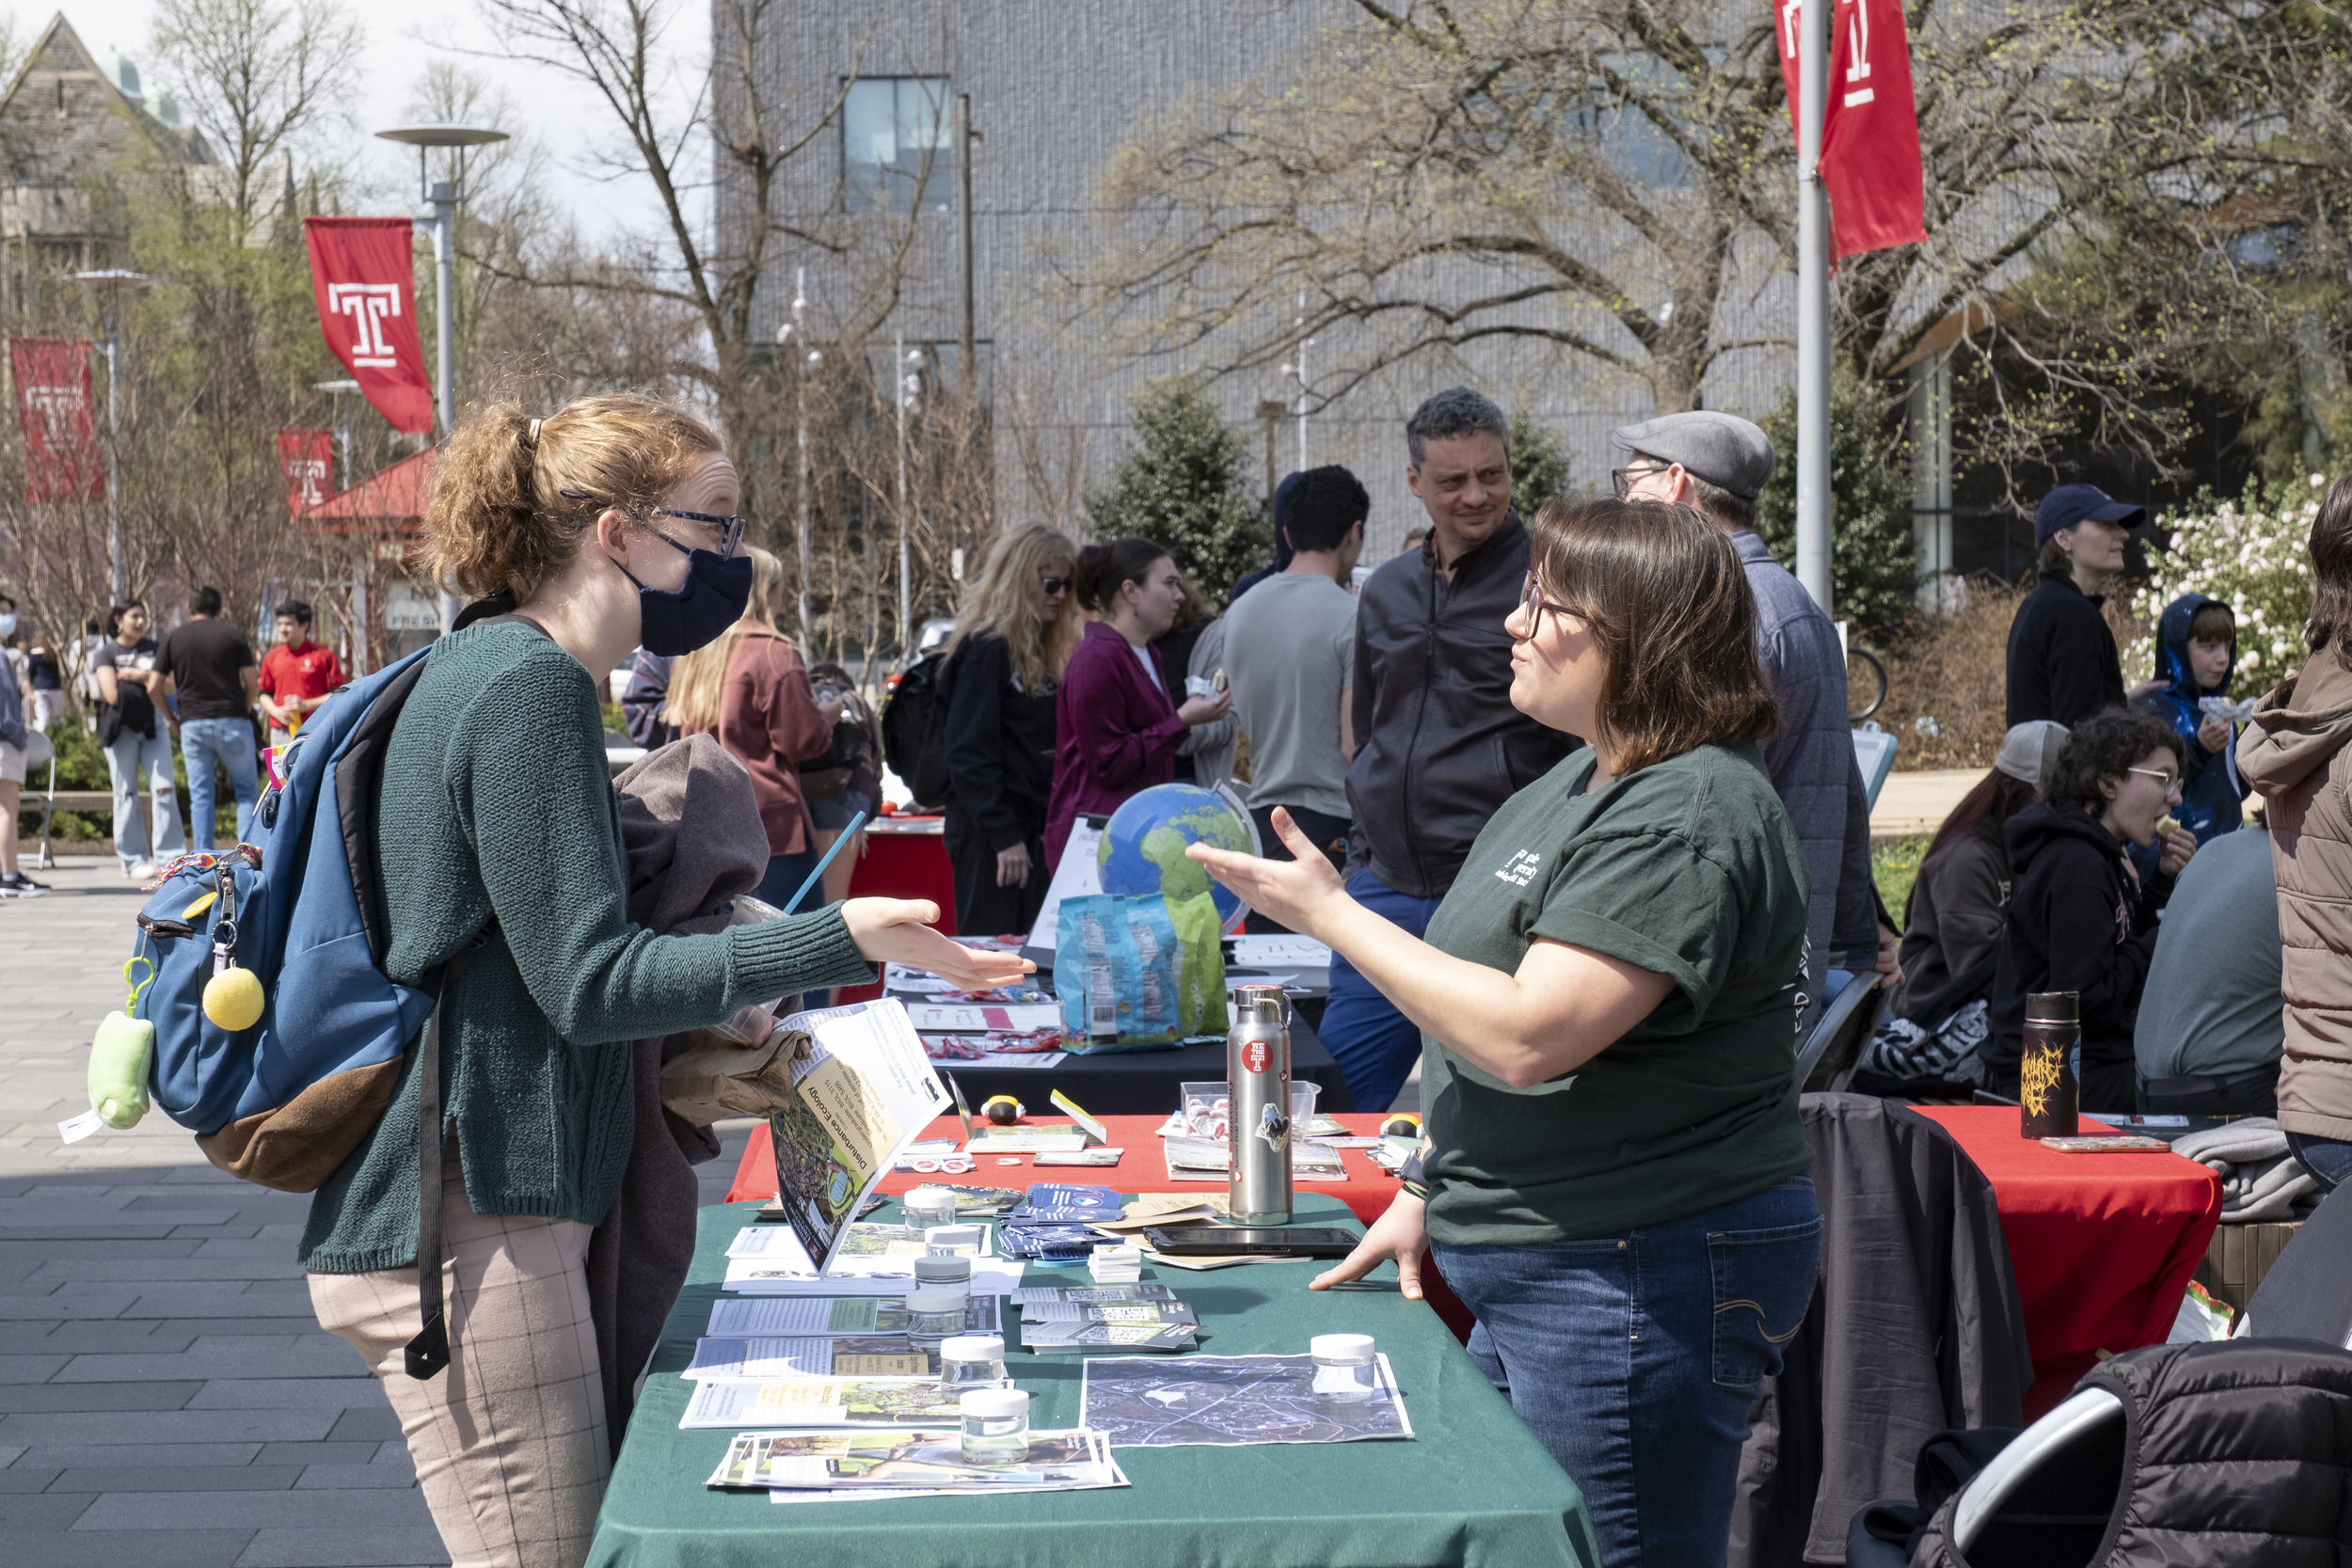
[
  {"left": 1344, "top": 515, "right": 1580, "bottom": 898},
  {"left": 1731, "top": 1095, "right": 2035, "bottom": 1567},
  {"left": 1734, "top": 531, "right": 1880, "bottom": 994}
]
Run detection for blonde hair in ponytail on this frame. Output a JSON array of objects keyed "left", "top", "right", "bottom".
[
  {"left": 423, "top": 392, "right": 723, "bottom": 601},
  {"left": 662, "top": 545, "right": 786, "bottom": 732}
]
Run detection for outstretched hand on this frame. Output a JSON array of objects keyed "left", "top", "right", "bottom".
[
  {"left": 1310, "top": 1191, "right": 1426, "bottom": 1299},
  {"left": 840, "top": 898, "right": 1035, "bottom": 990},
  {"left": 1184, "top": 807, "right": 1351, "bottom": 937}
]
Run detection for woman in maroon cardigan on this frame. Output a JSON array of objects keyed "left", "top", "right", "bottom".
[
  {"left": 1043, "top": 538, "right": 1232, "bottom": 868},
  {"left": 664, "top": 546, "right": 844, "bottom": 907}
]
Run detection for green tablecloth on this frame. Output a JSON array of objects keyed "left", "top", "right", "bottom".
[{"left": 588, "top": 1195, "right": 1599, "bottom": 1568}]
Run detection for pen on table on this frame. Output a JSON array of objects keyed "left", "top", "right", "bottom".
[{"left": 780, "top": 809, "right": 869, "bottom": 915}]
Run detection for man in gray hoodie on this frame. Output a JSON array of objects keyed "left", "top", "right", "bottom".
[{"left": 1614, "top": 411, "right": 1886, "bottom": 1024}]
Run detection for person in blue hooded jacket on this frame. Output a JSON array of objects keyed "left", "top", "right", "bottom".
[{"left": 2137, "top": 593, "right": 2244, "bottom": 844}]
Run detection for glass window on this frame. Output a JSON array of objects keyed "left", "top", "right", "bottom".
[{"left": 843, "top": 77, "right": 952, "bottom": 214}]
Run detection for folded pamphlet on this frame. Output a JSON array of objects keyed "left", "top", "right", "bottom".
[
  {"left": 685, "top": 1337, "right": 936, "bottom": 1380},
  {"left": 708, "top": 1427, "right": 1127, "bottom": 1496},
  {"left": 705, "top": 1295, "right": 1000, "bottom": 1338},
  {"left": 679, "top": 1375, "right": 1006, "bottom": 1431}
]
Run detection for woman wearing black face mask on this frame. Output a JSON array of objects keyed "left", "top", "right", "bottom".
[{"left": 300, "top": 394, "right": 1033, "bottom": 1568}]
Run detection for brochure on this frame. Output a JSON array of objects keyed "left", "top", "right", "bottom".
[
  {"left": 905, "top": 1003, "right": 1066, "bottom": 1034},
  {"left": 1078, "top": 1353, "right": 1414, "bottom": 1448},
  {"left": 707, "top": 1428, "right": 1127, "bottom": 1495},
  {"left": 686, "top": 1337, "right": 935, "bottom": 1380},
  {"left": 679, "top": 1376, "right": 1006, "bottom": 1431},
  {"left": 765, "top": 1001, "right": 950, "bottom": 1280},
  {"left": 1035, "top": 1148, "right": 1125, "bottom": 1166},
  {"left": 1164, "top": 1135, "right": 1345, "bottom": 1181},
  {"left": 723, "top": 1252, "right": 1025, "bottom": 1296},
  {"left": 730, "top": 1220, "right": 993, "bottom": 1262},
  {"left": 1021, "top": 1320, "right": 1199, "bottom": 1354},
  {"left": 1011, "top": 1283, "right": 1177, "bottom": 1306},
  {"left": 1023, "top": 1301, "right": 1198, "bottom": 1324},
  {"left": 706, "top": 1295, "right": 1001, "bottom": 1338},
  {"left": 965, "top": 1129, "right": 1089, "bottom": 1153}
]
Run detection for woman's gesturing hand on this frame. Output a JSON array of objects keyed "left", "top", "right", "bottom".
[
  {"left": 1184, "top": 807, "right": 1350, "bottom": 937},
  {"left": 840, "top": 898, "right": 1036, "bottom": 990},
  {"left": 1310, "top": 1190, "right": 1426, "bottom": 1300}
]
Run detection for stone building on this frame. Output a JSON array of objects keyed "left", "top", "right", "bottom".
[{"left": 0, "top": 13, "right": 212, "bottom": 315}]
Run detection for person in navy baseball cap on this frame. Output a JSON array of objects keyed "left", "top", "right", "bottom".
[{"left": 2009, "top": 483, "right": 2163, "bottom": 727}]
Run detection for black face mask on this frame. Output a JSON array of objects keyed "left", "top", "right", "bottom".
[{"left": 614, "top": 532, "right": 754, "bottom": 656}]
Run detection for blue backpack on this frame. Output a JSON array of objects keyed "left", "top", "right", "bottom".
[{"left": 130, "top": 647, "right": 443, "bottom": 1190}]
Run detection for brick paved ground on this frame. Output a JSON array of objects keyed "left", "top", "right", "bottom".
[{"left": 0, "top": 857, "right": 749, "bottom": 1567}]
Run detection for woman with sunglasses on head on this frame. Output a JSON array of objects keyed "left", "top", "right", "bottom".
[
  {"left": 300, "top": 395, "right": 1029, "bottom": 1568},
  {"left": 1190, "top": 499, "right": 1820, "bottom": 1567},
  {"left": 1982, "top": 705, "right": 2197, "bottom": 1113},
  {"left": 1041, "top": 538, "right": 1232, "bottom": 870},
  {"left": 940, "top": 524, "right": 1083, "bottom": 936},
  {"left": 663, "top": 543, "right": 841, "bottom": 913}
]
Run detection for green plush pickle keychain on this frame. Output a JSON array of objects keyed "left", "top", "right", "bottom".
[{"left": 89, "top": 946, "right": 157, "bottom": 1131}]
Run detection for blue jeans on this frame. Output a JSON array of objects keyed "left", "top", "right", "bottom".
[
  {"left": 179, "top": 717, "right": 260, "bottom": 850},
  {"left": 1320, "top": 868, "right": 1445, "bottom": 1111},
  {"left": 758, "top": 847, "right": 830, "bottom": 1012},
  {"left": 2288, "top": 1132, "right": 2352, "bottom": 1191},
  {"left": 103, "top": 727, "right": 185, "bottom": 871},
  {"left": 1434, "top": 1174, "right": 1823, "bottom": 1568}
]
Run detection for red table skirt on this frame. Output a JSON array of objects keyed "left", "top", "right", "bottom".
[
  {"left": 830, "top": 819, "right": 957, "bottom": 1005},
  {"left": 1912, "top": 1106, "right": 2223, "bottom": 1418},
  {"left": 723, "top": 1111, "right": 1476, "bottom": 1339}
]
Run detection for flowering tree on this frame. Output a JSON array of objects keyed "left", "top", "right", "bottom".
[{"left": 2128, "top": 476, "right": 2329, "bottom": 684}]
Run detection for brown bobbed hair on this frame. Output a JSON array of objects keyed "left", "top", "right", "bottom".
[
  {"left": 2307, "top": 471, "right": 2352, "bottom": 668},
  {"left": 423, "top": 392, "right": 724, "bottom": 602},
  {"left": 1528, "top": 497, "right": 1776, "bottom": 773},
  {"left": 2045, "top": 706, "right": 2185, "bottom": 817}
]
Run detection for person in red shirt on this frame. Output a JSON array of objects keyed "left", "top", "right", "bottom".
[{"left": 256, "top": 600, "right": 345, "bottom": 747}]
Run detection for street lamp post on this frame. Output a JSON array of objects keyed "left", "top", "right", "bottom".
[
  {"left": 68, "top": 269, "right": 154, "bottom": 606},
  {"left": 373, "top": 122, "right": 509, "bottom": 633}
]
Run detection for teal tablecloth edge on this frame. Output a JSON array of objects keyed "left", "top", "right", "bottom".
[{"left": 587, "top": 1195, "right": 1599, "bottom": 1568}]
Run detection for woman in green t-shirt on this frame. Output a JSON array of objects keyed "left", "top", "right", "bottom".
[{"left": 1192, "top": 497, "right": 1820, "bottom": 1567}]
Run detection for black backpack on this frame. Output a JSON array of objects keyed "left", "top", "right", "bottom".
[{"left": 881, "top": 648, "right": 953, "bottom": 810}]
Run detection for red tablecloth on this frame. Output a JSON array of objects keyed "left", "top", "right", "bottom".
[
  {"left": 1912, "top": 1106, "right": 2223, "bottom": 1418},
  {"left": 846, "top": 818, "right": 957, "bottom": 930},
  {"left": 723, "top": 1111, "right": 1477, "bottom": 1338}
]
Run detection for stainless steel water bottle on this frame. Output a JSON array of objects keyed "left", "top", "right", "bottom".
[
  {"left": 2020, "top": 990, "right": 2080, "bottom": 1139},
  {"left": 1228, "top": 983, "right": 1293, "bottom": 1224}
]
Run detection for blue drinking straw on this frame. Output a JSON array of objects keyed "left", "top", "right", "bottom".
[{"left": 780, "top": 810, "right": 869, "bottom": 915}]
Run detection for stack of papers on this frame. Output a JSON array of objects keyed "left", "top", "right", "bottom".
[
  {"left": 686, "top": 1337, "right": 935, "bottom": 1380},
  {"left": 1163, "top": 1135, "right": 1346, "bottom": 1182},
  {"left": 706, "top": 1294, "right": 1001, "bottom": 1340},
  {"left": 723, "top": 1223, "right": 1025, "bottom": 1295},
  {"left": 1019, "top": 1295, "right": 1199, "bottom": 1354},
  {"left": 707, "top": 1428, "right": 1129, "bottom": 1498}
]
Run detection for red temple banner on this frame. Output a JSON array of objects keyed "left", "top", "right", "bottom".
[
  {"left": 278, "top": 427, "right": 334, "bottom": 518},
  {"left": 9, "top": 336, "right": 103, "bottom": 503},
  {"left": 302, "top": 217, "right": 434, "bottom": 434}
]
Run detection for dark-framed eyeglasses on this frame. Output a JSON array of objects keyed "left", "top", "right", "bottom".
[
  {"left": 650, "top": 507, "right": 749, "bottom": 559},
  {"left": 1519, "top": 571, "right": 1582, "bottom": 629},
  {"left": 558, "top": 489, "right": 748, "bottom": 558},
  {"left": 1039, "top": 575, "right": 1072, "bottom": 596},
  {"left": 1611, "top": 462, "right": 1670, "bottom": 501}
]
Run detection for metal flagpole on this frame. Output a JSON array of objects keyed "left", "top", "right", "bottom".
[{"left": 1795, "top": 0, "right": 1833, "bottom": 615}]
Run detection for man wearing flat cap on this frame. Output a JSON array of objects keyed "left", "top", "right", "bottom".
[
  {"left": 2007, "top": 483, "right": 2165, "bottom": 728},
  {"left": 1612, "top": 409, "right": 1888, "bottom": 1026}
]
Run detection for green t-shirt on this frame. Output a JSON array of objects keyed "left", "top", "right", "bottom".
[{"left": 1418, "top": 741, "right": 1813, "bottom": 1245}]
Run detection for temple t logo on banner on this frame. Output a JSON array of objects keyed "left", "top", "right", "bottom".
[
  {"left": 8, "top": 336, "right": 103, "bottom": 503},
  {"left": 277, "top": 428, "right": 334, "bottom": 517},
  {"left": 326, "top": 284, "right": 405, "bottom": 368}
]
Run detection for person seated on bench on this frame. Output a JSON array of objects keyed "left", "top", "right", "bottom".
[
  {"left": 1982, "top": 707, "right": 2198, "bottom": 1113},
  {"left": 1860, "top": 721, "right": 2067, "bottom": 1089}
]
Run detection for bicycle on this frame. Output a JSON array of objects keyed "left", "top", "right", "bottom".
[{"left": 1846, "top": 644, "right": 1888, "bottom": 722}]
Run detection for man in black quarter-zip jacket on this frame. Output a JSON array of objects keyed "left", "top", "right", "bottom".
[{"left": 1323, "top": 388, "right": 1580, "bottom": 1111}]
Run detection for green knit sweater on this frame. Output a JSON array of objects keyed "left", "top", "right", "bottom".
[{"left": 300, "top": 621, "right": 875, "bottom": 1273}]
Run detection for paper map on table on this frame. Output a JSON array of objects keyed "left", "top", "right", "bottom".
[
  {"left": 679, "top": 1376, "right": 1005, "bottom": 1430},
  {"left": 728, "top": 1221, "right": 992, "bottom": 1262},
  {"left": 1078, "top": 1354, "right": 1413, "bottom": 1448},
  {"left": 686, "top": 1337, "right": 934, "bottom": 1380},
  {"left": 706, "top": 1295, "right": 999, "bottom": 1338},
  {"left": 708, "top": 1428, "right": 1127, "bottom": 1495},
  {"left": 765, "top": 1001, "right": 949, "bottom": 1279}
]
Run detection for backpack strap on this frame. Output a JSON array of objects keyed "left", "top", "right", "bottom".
[{"left": 403, "top": 929, "right": 491, "bottom": 1381}]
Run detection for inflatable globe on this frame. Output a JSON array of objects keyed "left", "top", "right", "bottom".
[{"left": 1098, "top": 783, "right": 1262, "bottom": 931}]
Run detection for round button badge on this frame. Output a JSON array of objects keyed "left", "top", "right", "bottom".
[{"left": 1241, "top": 1039, "right": 1269, "bottom": 1075}]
